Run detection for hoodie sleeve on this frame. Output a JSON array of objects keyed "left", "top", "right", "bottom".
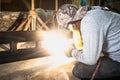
[{"left": 72, "top": 10, "right": 105, "bottom": 65}]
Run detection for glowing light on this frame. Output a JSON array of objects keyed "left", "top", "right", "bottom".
[
  {"left": 39, "top": 30, "right": 76, "bottom": 69},
  {"left": 41, "top": 30, "right": 73, "bottom": 56}
]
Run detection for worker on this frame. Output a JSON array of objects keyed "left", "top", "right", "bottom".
[{"left": 56, "top": 4, "right": 120, "bottom": 79}]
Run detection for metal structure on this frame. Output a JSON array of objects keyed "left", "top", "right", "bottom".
[{"left": 15, "top": 0, "right": 49, "bottom": 31}]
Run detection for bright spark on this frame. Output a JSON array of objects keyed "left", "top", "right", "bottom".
[{"left": 41, "top": 30, "right": 73, "bottom": 56}]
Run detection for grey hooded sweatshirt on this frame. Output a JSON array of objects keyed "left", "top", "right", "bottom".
[{"left": 72, "top": 6, "right": 120, "bottom": 65}]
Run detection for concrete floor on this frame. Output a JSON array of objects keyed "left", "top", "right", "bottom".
[{"left": 0, "top": 56, "right": 80, "bottom": 80}]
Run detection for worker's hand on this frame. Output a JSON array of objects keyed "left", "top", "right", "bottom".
[{"left": 64, "top": 45, "right": 74, "bottom": 57}]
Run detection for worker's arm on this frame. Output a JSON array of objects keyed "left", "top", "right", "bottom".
[{"left": 72, "top": 10, "right": 105, "bottom": 65}]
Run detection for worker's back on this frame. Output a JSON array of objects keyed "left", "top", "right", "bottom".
[{"left": 82, "top": 6, "right": 120, "bottom": 63}]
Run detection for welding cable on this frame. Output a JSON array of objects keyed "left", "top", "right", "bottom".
[{"left": 90, "top": 57, "right": 102, "bottom": 80}]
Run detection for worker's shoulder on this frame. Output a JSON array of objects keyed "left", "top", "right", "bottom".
[
  {"left": 87, "top": 8, "right": 106, "bottom": 16},
  {"left": 83, "top": 9, "right": 105, "bottom": 22},
  {"left": 85, "top": 9, "right": 114, "bottom": 22},
  {"left": 87, "top": 6, "right": 120, "bottom": 18}
]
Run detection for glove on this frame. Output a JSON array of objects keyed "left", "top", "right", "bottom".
[{"left": 64, "top": 45, "right": 74, "bottom": 57}]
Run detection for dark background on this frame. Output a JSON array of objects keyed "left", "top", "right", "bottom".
[{"left": 0, "top": 0, "right": 120, "bottom": 12}]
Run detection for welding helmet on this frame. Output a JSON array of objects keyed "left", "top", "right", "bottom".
[
  {"left": 56, "top": 4, "right": 78, "bottom": 30},
  {"left": 56, "top": 4, "right": 89, "bottom": 30}
]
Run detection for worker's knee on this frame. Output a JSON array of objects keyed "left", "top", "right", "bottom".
[
  {"left": 72, "top": 62, "right": 96, "bottom": 79},
  {"left": 72, "top": 62, "right": 82, "bottom": 78}
]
